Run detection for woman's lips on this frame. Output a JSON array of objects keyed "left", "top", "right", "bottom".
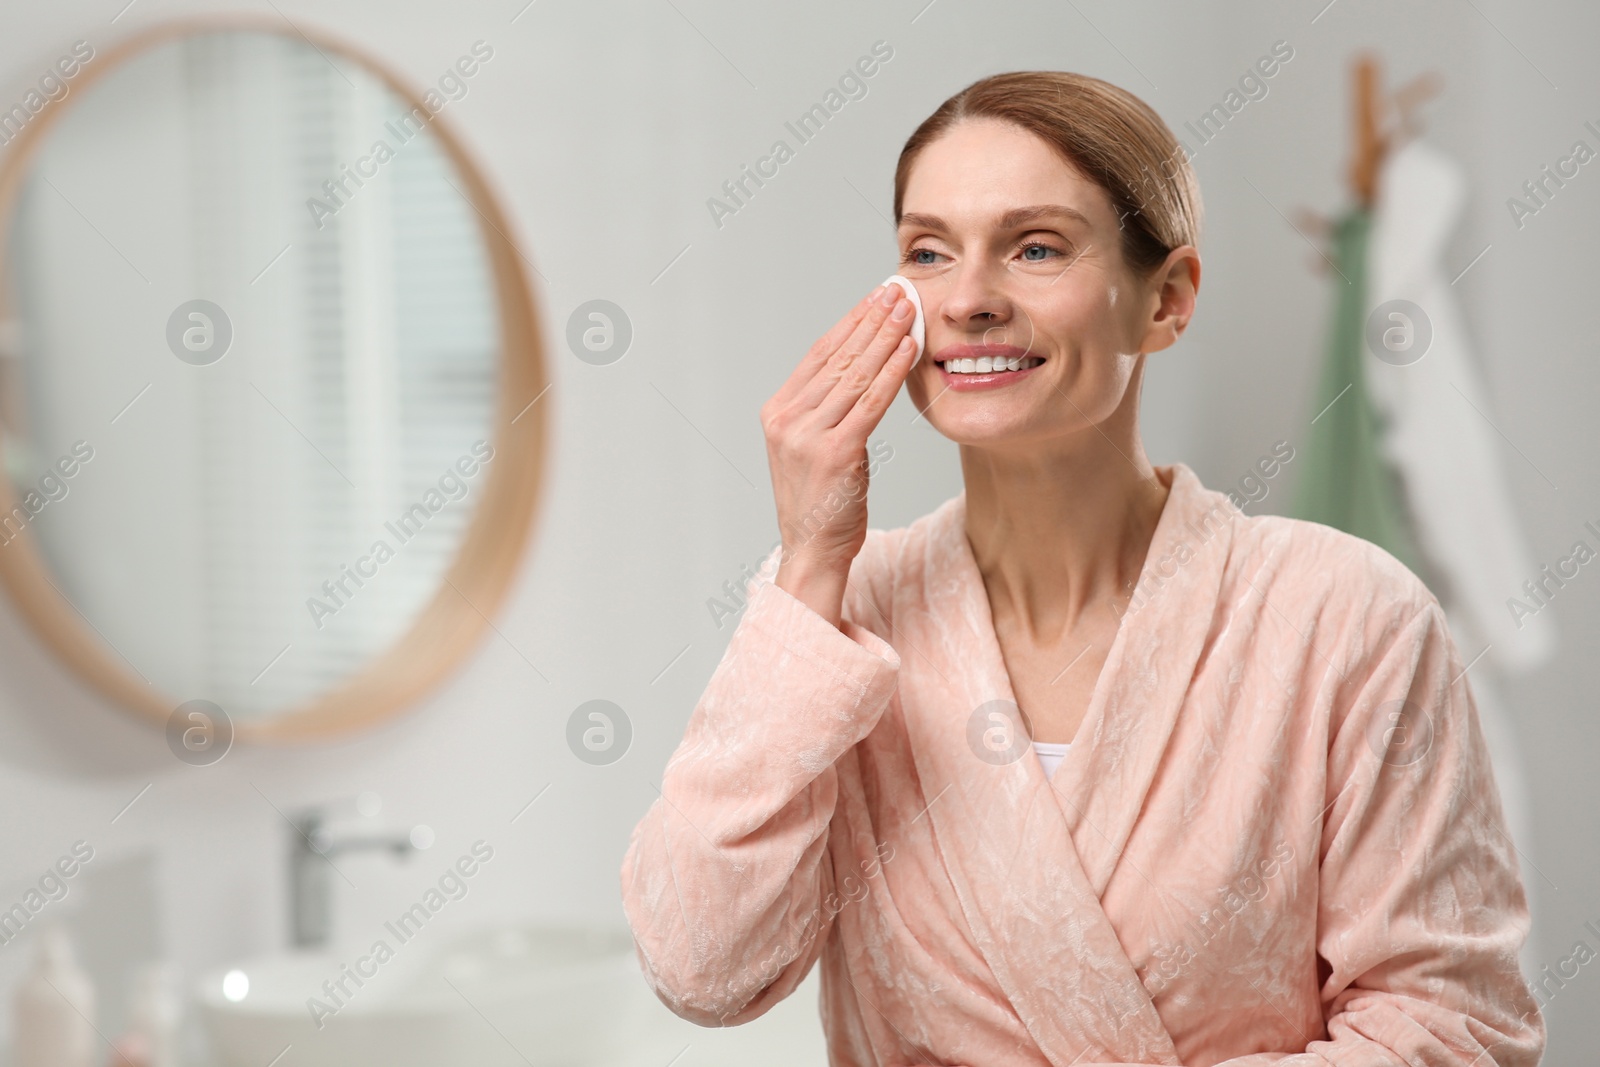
[{"left": 930, "top": 345, "right": 1044, "bottom": 391}]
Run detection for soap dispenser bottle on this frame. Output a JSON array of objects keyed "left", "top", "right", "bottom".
[
  {"left": 110, "top": 962, "right": 183, "bottom": 1067},
  {"left": 11, "top": 923, "right": 97, "bottom": 1067}
]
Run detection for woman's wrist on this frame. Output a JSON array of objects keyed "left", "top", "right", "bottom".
[{"left": 774, "top": 554, "right": 849, "bottom": 629}]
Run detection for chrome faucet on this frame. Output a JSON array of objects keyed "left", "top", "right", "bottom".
[{"left": 289, "top": 800, "right": 421, "bottom": 949}]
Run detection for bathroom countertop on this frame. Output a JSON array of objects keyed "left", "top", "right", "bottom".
[{"left": 156, "top": 971, "right": 829, "bottom": 1067}]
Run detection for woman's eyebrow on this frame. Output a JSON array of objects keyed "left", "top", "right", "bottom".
[{"left": 897, "top": 204, "right": 1093, "bottom": 233}]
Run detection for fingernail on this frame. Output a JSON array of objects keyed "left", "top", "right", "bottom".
[
  {"left": 891, "top": 299, "right": 913, "bottom": 320},
  {"left": 877, "top": 285, "right": 900, "bottom": 306},
  {"left": 868, "top": 284, "right": 885, "bottom": 302}
]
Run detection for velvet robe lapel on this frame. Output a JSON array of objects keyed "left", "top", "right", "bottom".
[
  {"left": 1053, "top": 464, "right": 1236, "bottom": 896},
  {"left": 895, "top": 463, "right": 1232, "bottom": 1065}
]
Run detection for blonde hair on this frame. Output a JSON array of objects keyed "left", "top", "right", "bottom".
[{"left": 893, "top": 71, "right": 1202, "bottom": 277}]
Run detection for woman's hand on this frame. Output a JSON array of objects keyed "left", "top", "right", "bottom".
[{"left": 759, "top": 282, "right": 918, "bottom": 627}]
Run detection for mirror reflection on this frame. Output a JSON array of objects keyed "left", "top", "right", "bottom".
[{"left": 0, "top": 28, "right": 500, "bottom": 723}]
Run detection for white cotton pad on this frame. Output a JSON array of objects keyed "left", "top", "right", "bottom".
[{"left": 882, "top": 274, "right": 926, "bottom": 359}]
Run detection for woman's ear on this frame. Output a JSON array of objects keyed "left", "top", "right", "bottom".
[{"left": 1139, "top": 245, "right": 1201, "bottom": 354}]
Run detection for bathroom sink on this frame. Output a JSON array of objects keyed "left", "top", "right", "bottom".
[
  {"left": 199, "top": 921, "right": 832, "bottom": 1067},
  {"left": 197, "top": 923, "right": 648, "bottom": 1067}
]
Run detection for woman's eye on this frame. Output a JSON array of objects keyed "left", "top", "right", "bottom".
[
  {"left": 1020, "top": 242, "right": 1063, "bottom": 262},
  {"left": 907, "top": 248, "right": 939, "bottom": 266}
]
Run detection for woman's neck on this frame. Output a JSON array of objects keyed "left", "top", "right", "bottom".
[{"left": 959, "top": 420, "right": 1170, "bottom": 644}]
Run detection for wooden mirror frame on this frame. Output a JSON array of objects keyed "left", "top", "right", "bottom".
[{"left": 0, "top": 16, "right": 549, "bottom": 742}]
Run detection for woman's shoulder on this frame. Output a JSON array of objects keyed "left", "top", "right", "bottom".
[{"left": 1226, "top": 508, "right": 1442, "bottom": 643}]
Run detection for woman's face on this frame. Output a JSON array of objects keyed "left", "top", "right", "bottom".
[{"left": 896, "top": 118, "right": 1189, "bottom": 450}]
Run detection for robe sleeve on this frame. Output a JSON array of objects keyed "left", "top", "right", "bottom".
[
  {"left": 618, "top": 544, "right": 901, "bottom": 1028},
  {"left": 1298, "top": 597, "right": 1545, "bottom": 1065},
  {"left": 1077, "top": 597, "right": 1546, "bottom": 1067}
]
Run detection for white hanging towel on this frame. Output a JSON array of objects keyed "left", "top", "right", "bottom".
[
  {"left": 1366, "top": 138, "right": 1557, "bottom": 675},
  {"left": 1368, "top": 143, "right": 1550, "bottom": 981}
]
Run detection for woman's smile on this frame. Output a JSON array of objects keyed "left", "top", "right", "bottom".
[{"left": 932, "top": 341, "right": 1046, "bottom": 390}]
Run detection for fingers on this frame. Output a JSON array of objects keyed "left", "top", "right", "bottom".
[
  {"left": 770, "top": 286, "right": 882, "bottom": 411},
  {"left": 835, "top": 331, "right": 916, "bottom": 436},
  {"left": 819, "top": 292, "right": 921, "bottom": 428},
  {"left": 795, "top": 285, "right": 908, "bottom": 413}
]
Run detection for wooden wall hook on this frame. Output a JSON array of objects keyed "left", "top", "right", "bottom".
[{"left": 1348, "top": 53, "right": 1443, "bottom": 208}]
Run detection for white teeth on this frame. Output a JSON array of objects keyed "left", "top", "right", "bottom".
[{"left": 938, "top": 356, "right": 1043, "bottom": 374}]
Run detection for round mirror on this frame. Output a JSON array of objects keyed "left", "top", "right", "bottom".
[{"left": 0, "top": 19, "right": 548, "bottom": 741}]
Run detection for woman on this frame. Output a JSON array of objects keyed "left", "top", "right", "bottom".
[{"left": 619, "top": 71, "right": 1543, "bottom": 1066}]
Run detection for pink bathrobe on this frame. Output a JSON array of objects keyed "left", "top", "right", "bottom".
[{"left": 619, "top": 462, "right": 1543, "bottom": 1066}]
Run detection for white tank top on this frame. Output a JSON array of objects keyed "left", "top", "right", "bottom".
[{"left": 1033, "top": 740, "right": 1071, "bottom": 780}]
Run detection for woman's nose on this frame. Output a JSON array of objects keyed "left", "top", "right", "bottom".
[{"left": 935, "top": 276, "right": 1010, "bottom": 329}]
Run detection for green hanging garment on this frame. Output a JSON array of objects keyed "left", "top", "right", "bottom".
[{"left": 1289, "top": 207, "right": 1427, "bottom": 579}]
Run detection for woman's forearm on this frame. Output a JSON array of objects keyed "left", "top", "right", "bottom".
[{"left": 619, "top": 577, "right": 901, "bottom": 1025}]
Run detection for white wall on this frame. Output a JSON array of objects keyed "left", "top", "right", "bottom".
[{"left": 0, "top": 0, "right": 1595, "bottom": 1062}]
